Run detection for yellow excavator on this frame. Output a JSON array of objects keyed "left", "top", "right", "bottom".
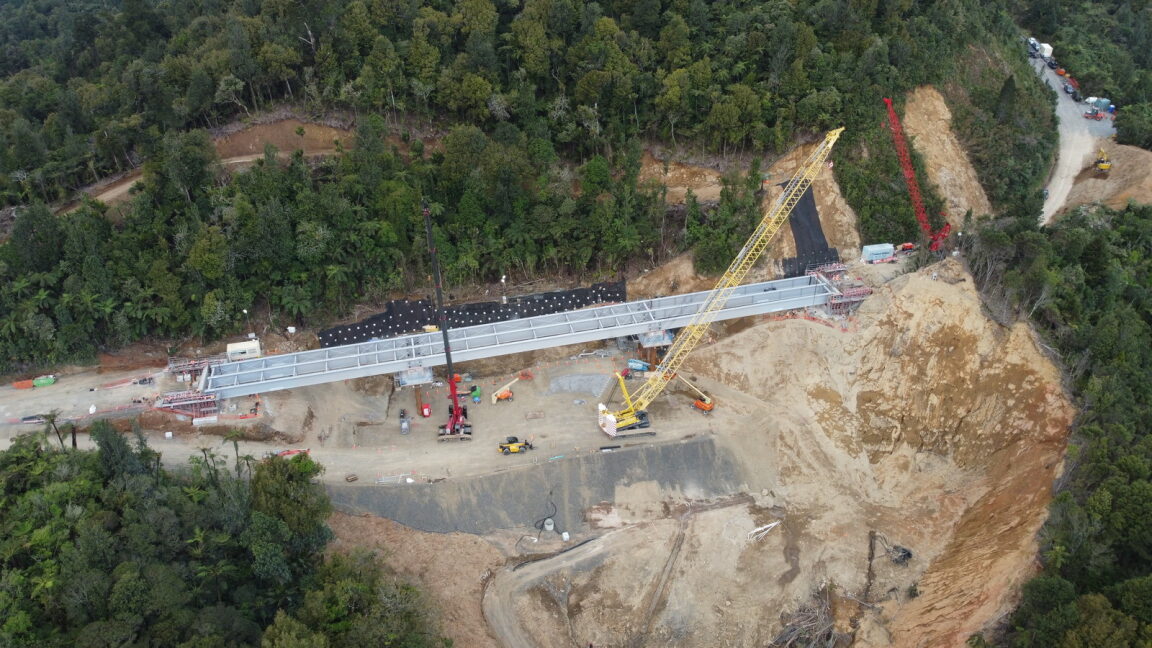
[
  {"left": 597, "top": 127, "right": 845, "bottom": 437},
  {"left": 1094, "top": 149, "right": 1112, "bottom": 174}
]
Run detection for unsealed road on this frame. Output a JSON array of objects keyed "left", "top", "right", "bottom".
[{"left": 1032, "top": 58, "right": 1116, "bottom": 224}]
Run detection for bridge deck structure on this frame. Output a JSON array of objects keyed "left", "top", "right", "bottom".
[{"left": 203, "top": 274, "right": 840, "bottom": 399}]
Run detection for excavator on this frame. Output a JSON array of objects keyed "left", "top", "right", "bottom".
[
  {"left": 675, "top": 373, "right": 714, "bottom": 413},
  {"left": 597, "top": 127, "right": 844, "bottom": 437},
  {"left": 1094, "top": 148, "right": 1112, "bottom": 174}
]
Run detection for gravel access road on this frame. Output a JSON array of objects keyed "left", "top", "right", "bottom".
[{"left": 1032, "top": 58, "right": 1117, "bottom": 225}]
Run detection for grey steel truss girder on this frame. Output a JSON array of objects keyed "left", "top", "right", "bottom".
[{"left": 203, "top": 275, "right": 839, "bottom": 398}]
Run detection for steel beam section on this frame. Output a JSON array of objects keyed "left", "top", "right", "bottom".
[{"left": 204, "top": 275, "right": 837, "bottom": 398}]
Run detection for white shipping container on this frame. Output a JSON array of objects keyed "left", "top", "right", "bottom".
[
  {"left": 861, "top": 243, "right": 896, "bottom": 263},
  {"left": 1039, "top": 43, "right": 1053, "bottom": 58}
]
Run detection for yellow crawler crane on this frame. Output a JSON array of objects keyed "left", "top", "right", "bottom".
[{"left": 598, "top": 127, "right": 845, "bottom": 436}]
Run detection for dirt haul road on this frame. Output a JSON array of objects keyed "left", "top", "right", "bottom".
[
  {"left": 1032, "top": 58, "right": 1116, "bottom": 224},
  {"left": 482, "top": 532, "right": 621, "bottom": 648}
]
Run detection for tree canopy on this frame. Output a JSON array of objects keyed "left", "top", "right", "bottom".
[
  {"left": 0, "top": 422, "right": 445, "bottom": 647},
  {"left": 964, "top": 203, "right": 1152, "bottom": 646},
  {"left": 0, "top": 0, "right": 1062, "bottom": 374},
  {"left": 1016, "top": 0, "right": 1152, "bottom": 148},
  {"left": 0, "top": 0, "right": 1035, "bottom": 205}
]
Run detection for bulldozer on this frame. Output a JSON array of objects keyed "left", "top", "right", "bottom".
[
  {"left": 499, "top": 436, "right": 534, "bottom": 454},
  {"left": 1094, "top": 149, "right": 1112, "bottom": 174}
]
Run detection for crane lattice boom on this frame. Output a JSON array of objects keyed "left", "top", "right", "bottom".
[
  {"left": 602, "top": 127, "right": 844, "bottom": 432},
  {"left": 882, "top": 97, "right": 951, "bottom": 251}
]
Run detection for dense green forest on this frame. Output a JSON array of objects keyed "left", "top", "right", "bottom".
[
  {"left": 971, "top": 1, "right": 1152, "bottom": 645},
  {"left": 0, "top": 0, "right": 1056, "bottom": 373},
  {"left": 967, "top": 204, "right": 1152, "bottom": 641},
  {"left": 0, "top": 423, "right": 444, "bottom": 646},
  {"left": 0, "top": 0, "right": 1016, "bottom": 204},
  {"left": 965, "top": 204, "right": 1152, "bottom": 646},
  {"left": 6, "top": 0, "right": 1147, "bottom": 644},
  {"left": 1015, "top": 0, "right": 1152, "bottom": 148}
]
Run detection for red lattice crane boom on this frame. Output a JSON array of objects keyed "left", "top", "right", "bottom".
[{"left": 882, "top": 97, "right": 951, "bottom": 251}]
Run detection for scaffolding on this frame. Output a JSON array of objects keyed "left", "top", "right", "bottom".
[
  {"left": 155, "top": 391, "right": 219, "bottom": 418},
  {"left": 167, "top": 355, "right": 227, "bottom": 384},
  {"left": 806, "top": 262, "right": 848, "bottom": 278},
  {"left": 828, "top": 285, "right": 873, "bottom": 315}
]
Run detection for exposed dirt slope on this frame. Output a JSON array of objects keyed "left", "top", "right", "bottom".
[
  {"left": 327, "top": 512, "right": 504, "bottom": 648},
  {"left": 1063, "top": 139, "right": 1152, "bottom": 212},
  {"left": 60, "top": 120, "right": 354, "bottom": 213},
  {"left": 628, "top": 251, "right": 714, "bottom": 299},
  {"left": 756, "top": 142, "right": 861, "bottom": 271},
  {"left": 903, "top": 86, "right": 994, "bottom": 226},
  {"left": 492, "top": 259, "right": 1073, "bottom": 646},
  {"left": 638, "top": 151, "right": 724, "bottom": 203},
  {"left": 213, "top": 119, "right": 350, "bottom": 158},
  {"left": 636, "top": 140, "right": 860, "bottom": 280},
  {"left": 707, "top": 260, "right": 1072, "bottom": 644}
]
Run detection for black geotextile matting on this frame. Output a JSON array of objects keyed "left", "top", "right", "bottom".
[
  {"left": 781, "top": 186, "right": 840, "bottom": 277},
  {"left": 318, "top": 281, "right": 627, "bottom": 347}
]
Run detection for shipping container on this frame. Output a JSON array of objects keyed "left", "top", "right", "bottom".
[
  {"left": 861, "top": 243, "right": 896, "bottom": 263},
  {"left": 1039, "top": 43, "right": 1053, "bottom": 58},
  {"left": 13, "top": 380, "right": 34, "bottom": 389}
]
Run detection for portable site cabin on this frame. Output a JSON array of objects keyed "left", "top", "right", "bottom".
[
  {"left": 861, "top": 243, "right": 896, "bottom": 264},
  {"left": 226, "top": 340, "right": 262, "bottom": 362}
]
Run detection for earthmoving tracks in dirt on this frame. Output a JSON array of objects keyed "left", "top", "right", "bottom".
[{"left": 203, "top": 274, "right": 839, "bottom": 399}]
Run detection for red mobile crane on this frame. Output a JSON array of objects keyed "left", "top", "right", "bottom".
[
  {"left": 422, "top": 203, "right": 472, "bottom": 441},
  {"left": 882, "top": 97, "right": 951, "bottom": 251}
]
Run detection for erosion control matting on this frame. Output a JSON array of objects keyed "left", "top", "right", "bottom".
[
  {"left": 327, "top": 436, "right": 744, "bottom": 535},
  {"left": 318, "top": 281, "right": 626, "bottom": 347},
  {"left": 782, "top": 187, "right": 840, "bottom": 277}
]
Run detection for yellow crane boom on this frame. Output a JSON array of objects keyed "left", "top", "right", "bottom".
[{"left": 599, "top": 127, "right": 844, "bottom": 434}]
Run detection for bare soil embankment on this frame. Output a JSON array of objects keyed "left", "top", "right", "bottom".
[
  {"left": 1064, "top": 139, "right": 1152, "bottom": 212},
  {"left": 486, "top": 259, "right": 1073, "bottom": 647},
  {"left": 903, "top": 86, "right": 994, "bottom": 227}
]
